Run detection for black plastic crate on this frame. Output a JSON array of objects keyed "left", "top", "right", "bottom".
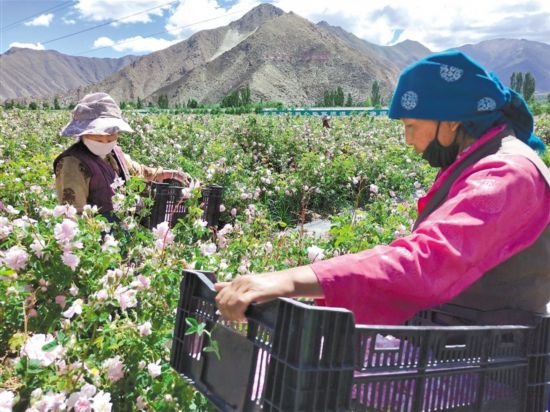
[
  {"left": 408, "top": 304, "right": 550, "bottom": 412},
  {"left": 201, "top": 184, "right": 224, "bottom": 228},
  {"left": 142, "top": 182, "right": 223, "bottom": 229},
  {"left": 170, "top": 271, "right": 550, "bottom": 411}
]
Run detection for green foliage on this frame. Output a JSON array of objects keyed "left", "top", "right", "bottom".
[
  {"left": 510, "top": 71, "right": 536, "bottom": 102},
  {"left": 516, "top": 72, "right": 523, "bottom": 93},
  {"left": 335, "top": 87, "right": 344, "bottom": 106},
  {"left": 321, "top": 87, "right": 346, "bottom": 107},
  {"left": 371, "top": 80, "right": 381, "bottom": 107},
  {"left": 157, "top": 94, "right": 169, "bottom": 109},
  {"left": 53, "top": 97, "right": 61, "bottom": 110},
  {"left": 185, "top": 318, "right": 220, "bottom": 360},
  {"left": 0, "top": 109, "right": 547, "bottom": 410},
  {"left": 346, "top": 93, "right": 353, "bottom": 107},
  {"left": 28, "top": 101, "right": 38, "bottom": 110},
  {"left": 523, "top": 73, "right": 536, "bottom": 102},
  {"left": 221, "top": 85, "right": 251, "bottom": 108}
]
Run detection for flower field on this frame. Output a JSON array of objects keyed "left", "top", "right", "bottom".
[{"left": 1, "top": 109, "right": 549, "bottom": 411}]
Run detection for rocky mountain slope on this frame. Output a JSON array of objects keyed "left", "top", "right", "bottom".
[
  {"left": 3, "top": 4, "right": 548, "bottom": 104},
  {"left": 0, "top": 48, "right": 138, "bottom": 100}
]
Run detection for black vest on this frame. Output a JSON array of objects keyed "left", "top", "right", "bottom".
[
  {"left": 414, "top": 130, "right": 550, "bottom": 314},
  {"left": 54, "top": 141, "right": 130, "bottom": 213}
]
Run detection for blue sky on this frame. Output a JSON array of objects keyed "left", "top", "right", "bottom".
[{"left": 1, "top": 0, "right": 549, "bottom": 58}]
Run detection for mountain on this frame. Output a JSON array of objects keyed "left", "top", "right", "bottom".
[
  {"left": 0, "top": 48, "right": 138, "bottom": 101},
  {"left": 77, "top": 4, "right": 399, "bottom": 106},
  {"left": 455, "top": 39, "right": 550, "bottom": 94},
  {"left": 3, "top": 4, "right": 549, "bottom": 104},
  {"left": 316, "top": 21, "right": 432, "bottom": 69},
  {"left": 73, "top": 3, "right": 285, "bottom": 103},
  {"left": 147, "top": 10, "right": 399, "bottom": 105}
]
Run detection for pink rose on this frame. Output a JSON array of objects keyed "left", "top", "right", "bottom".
[
  {"left": 55, "top": 295, "right": 66, "bottom": 309},
  {"left": 2, "top": 246, "right": 29, "bottom": 271}
]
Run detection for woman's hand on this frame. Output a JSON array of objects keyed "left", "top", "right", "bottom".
[{"left": 214, "top": 266, "right": 324, "bottom": 322}]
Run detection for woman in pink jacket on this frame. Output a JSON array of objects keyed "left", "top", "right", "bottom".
[{"left": 215, "top": 51, "right": 550, "bottom": 325}]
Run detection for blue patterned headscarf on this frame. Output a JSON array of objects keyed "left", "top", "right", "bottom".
[{"left": 389, "top": 50, "right": 546, "bottom": 153}]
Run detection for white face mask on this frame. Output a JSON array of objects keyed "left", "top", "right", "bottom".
[{"left": 82, "top": 137, "right": 117, "bottom": 158}]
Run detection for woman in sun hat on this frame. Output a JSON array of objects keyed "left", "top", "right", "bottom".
[
  {"left": 215, "top": 50, "right": 550, "bottom": 325},
  {"left": 54, "top": 92, "right": 190, "bottom": 218}
]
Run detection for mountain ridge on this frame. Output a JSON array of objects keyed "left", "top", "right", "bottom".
[
  {"left": 2, "top": 4, "right": 549, "bottom": 103},
  {"left": 0, "top": 48, "right": 138, "bottom": 101}
]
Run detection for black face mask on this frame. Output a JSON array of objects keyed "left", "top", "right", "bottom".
[{"left": 422, "top": 121, "right": 460, "bottom": 168}]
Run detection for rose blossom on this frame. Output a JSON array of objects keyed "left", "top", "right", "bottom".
[
  {"left": 138, "top": 321, "right": 152, "bottom": 337},
  {"left": 53, "top": 205, "right": 77, "bottom": 219},
  {"left": 91, "top": 391, "right": 112, "bottom": 412},
  {"left": 30, "top": 239, "right": 44, "bottom": 258},
  {"left": 131, "top": 275, "right": 150, "bottom": 291},
  {"left": 307, "top": 246, "right": 325, "bottom": 263},
  {"left": 54, "top": 219, "right": 78, "bottom": 244},
  {"left": 147, "top": 361, "right": 162, "bottom": 378},
  {"left": 55, "top": 295, "right": 66, "bottom": 309},
  {"left": 0, "top": 391, "right": 15, "bottom": 412},
  {"left": 200, "top": 242, "right": 217, "bottom": 256},
  {"left": 61, "top": 251, "right": 80, "bottom": 271},
  {"left": 136, "top": 396, "right": 146, "bottom": 410},
  {"left": 103, "top": 356, "right": 124, "bottom": 382},
  {"left": 114, "top": 286, "right": 137, "bottom": 310},
  {"left": 2, "top": 246, "right": 29, "bottom": 271},
  {"left": 69, "top": 284, "right": 79, "bottom": 296},
  {"left": 62, "top": 299, "right": 83, "bottom": 319},
  {"left": 21, "top": 334, "right": 63, "bottom": 367},
  {"left": 152, "top": 221, "right": 175, "bottom": 249}
]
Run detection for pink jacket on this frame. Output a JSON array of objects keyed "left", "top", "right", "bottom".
[{"left": 312, "top": 126, "right": 550, "bottom": 325}]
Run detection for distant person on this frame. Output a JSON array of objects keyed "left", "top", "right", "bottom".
[
  {"left": 54, "top": 92, "right": 189, "bottom": 221},
  {"left": 321, "top": 114, "right": 331, "bottom": 129},
  {"left": 215, "top": 50, "right": 550, "bottom": 326}
]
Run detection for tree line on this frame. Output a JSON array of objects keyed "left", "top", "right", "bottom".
[
  {"left": 3, "top": 78, "right": 549, "bottom": 112},
  {"left": 510, "top": 72, "right": 536, "bottom": 102}
]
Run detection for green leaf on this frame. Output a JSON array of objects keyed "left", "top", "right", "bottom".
[
  {"left": 195, "top": 323, "right": 206, "bottom": 336},
  {"left": 99, "top": 311, "right": 110, "bottom": 322},
  {"left": 185, "top": 317, "right": 207, "bottom": 336},
  {"left": 8, "top": 332, "right": 26, "bottom": 352},
  {"left": 15, "top": 358, "right": 27, "bottom": 374},
  {"left": 56, "top": 331, "right": 67, "bottom": 344},
  {"left": 185, "top": 317, "right": 198, "bottom": 332},
  {"left": 27, "top": 359, "right": 43, "bottom": 374},
  {"left": 203, "top": 340, "right": 221, "bottom": 360},
  {"left": 41, "top": 340, "right": 59, "bottom": 352}
]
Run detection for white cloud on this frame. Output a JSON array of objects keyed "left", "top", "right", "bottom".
[
  {"left": 271, "top": 0, "right": 550, "bottom": 50},
  {"left": 67, "top": 0, "right": 550, "bottom": 51},
  {"left": 24, "top": 13, "right": 54, "bottom": 27},
  {"left": 165, "top": 0, "right": 261, "bottom": 37},
  {"left": 75, "top": 0, "right": 173, "bottom": 24},
  {"left": 93, "top": 36, "right": 179, "bottom": 53},
  {"left": 9, "top": 42, "right": 46, "bottom": 50},
  {"left": 62, "top": 16, "right": 77, "bottom": 25}
]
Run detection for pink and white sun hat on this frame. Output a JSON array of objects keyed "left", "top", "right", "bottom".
[{"left": 60, "top": 92, "right": 134, "bottom": 136}]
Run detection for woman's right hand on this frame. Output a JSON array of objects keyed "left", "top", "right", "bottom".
[{"left": 214, "top": 266, "right": 324, "bottom": 322}]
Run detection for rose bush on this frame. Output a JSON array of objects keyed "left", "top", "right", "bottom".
[{"left": 1, "top": 108, "right": 548, "bottom": 411}]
